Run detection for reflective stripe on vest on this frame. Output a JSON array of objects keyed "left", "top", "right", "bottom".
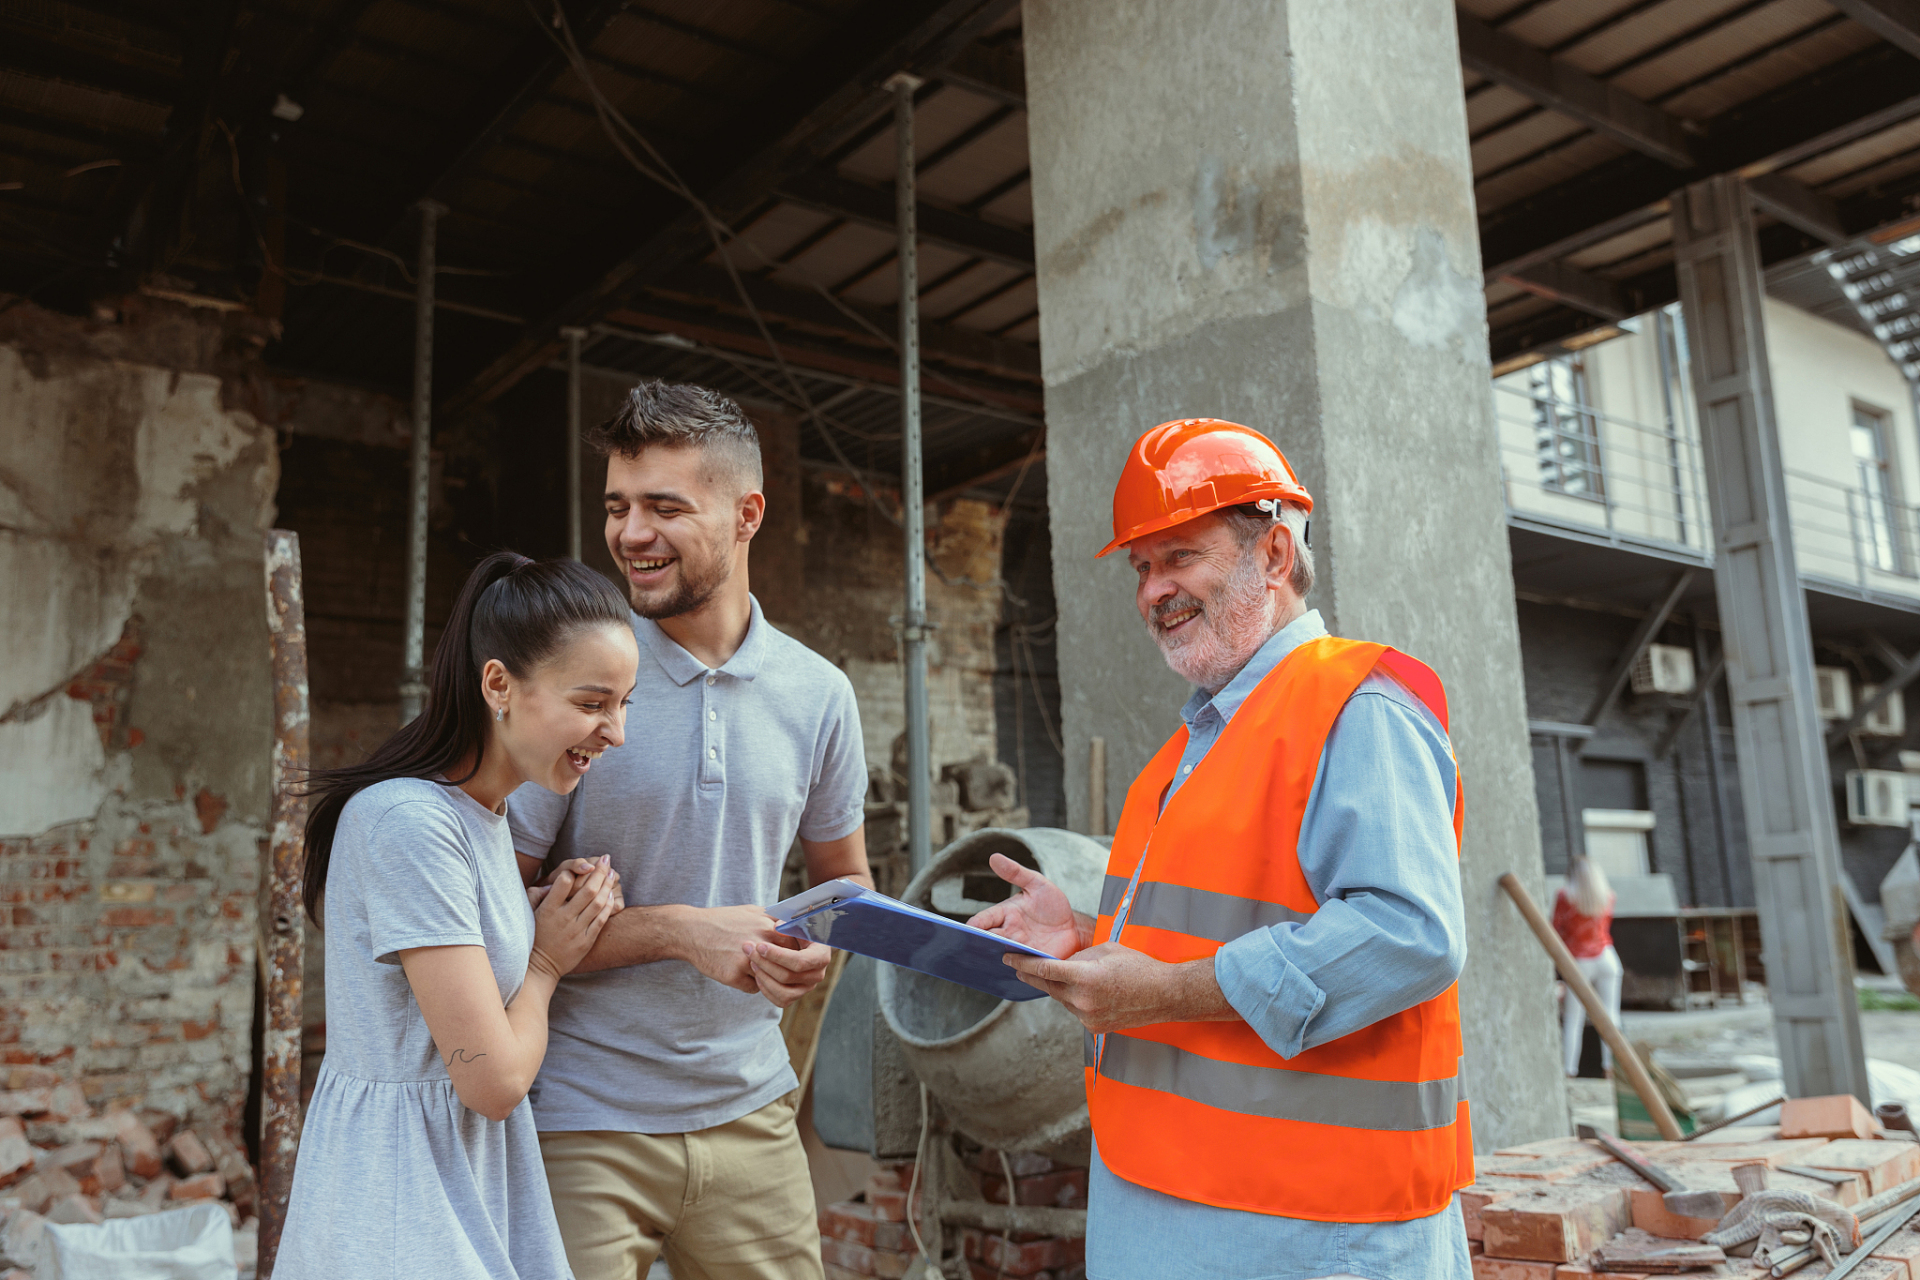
[
  {"left": 1099, "top": 1036, "right": 1463, "bottom": 1131},
  {"left": 1098, "top": 876, "right": 1312, "bottom": 943},
  {"left": 1086, "top": 635, "right": 1473, "bottom": 1222}
]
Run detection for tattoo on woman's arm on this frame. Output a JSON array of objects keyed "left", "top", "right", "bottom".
[{"left": 445, "top": 1048, "right": 488, "bottom": 1066}]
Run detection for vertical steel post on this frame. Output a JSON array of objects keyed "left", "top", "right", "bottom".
[
  {"left": 260, "top": 530, "right": 309, "bottom": 1278},
  {"left": 1670, "top": 175, "right": 1870, "bottom": 1102},
  {"left": 889, "top": 72, "right": 932, "bottom": 876},
  {"left": 399, "top": 199, "right": 445, "bottom": 725},
  {"left": 562, "top": 326, "right": 587, "bottom": 561}
]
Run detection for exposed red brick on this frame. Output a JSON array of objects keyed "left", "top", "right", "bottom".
[
  {"left": 979, "top": 1166, "right": 1088, "bottom": 1209},
  {"left": 45, "top": 1193, "right": 103, "bottom": 1225},
  {"left": 1779, "top": 1094, "right": 1880, "bottom": 1140},
  {"left": 168, "top": 1129, "right": 214, "bottom": 1176},
  {"left": 820, "top": 1236, "right": 912, "bottom": 1279},
  {"left": 960, "top": 1226, "right": 1084, "bottom": 1275},
  {"left": 13, "top": 1165, "right": 80, "bottom": 1213},
  {"left": 820, "top": 1200, "right": 907, "bottom": 1252},
  {"left": 0, "top": 1117, "right": 33, "bottom": 1187},
  {"left": 168, "top": 1171, "right": 224, "bottom": 1201},
  {"left": 191, "top": 789, "right": 227, "bottom": 834},
  {"left": 58, "top": 617, "right": 143, "bottom": 751},
  {"left": 867, "top": 1189, "right": 908, "bottom": 1223},
  {"left": 112, "top": 1112, "right": 163, "bottom": 1178}
]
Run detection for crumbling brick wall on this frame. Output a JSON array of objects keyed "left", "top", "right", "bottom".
[{"left": 0, "top": 298, "right": 279, "bottom": 1131}]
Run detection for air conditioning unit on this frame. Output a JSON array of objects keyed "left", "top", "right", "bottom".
[
  {"left": 1815, "top": 667, "right": 1854, "bottom": 721},
  {"left": 1858, "top": 684, "right": 1908, "bottom": 738},
  {"left": 1631, "top": 644, "right": 1696, "bottom": 695},
  {"left": 1847, "top": 768, "right": 1910, "bottom": 826}
]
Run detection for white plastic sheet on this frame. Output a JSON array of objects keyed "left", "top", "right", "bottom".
[{"left": 41, "top": 1203, "right": 235, "bottom": 1280}]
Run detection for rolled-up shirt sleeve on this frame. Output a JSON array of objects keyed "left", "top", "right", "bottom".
[{"left": 1212, "top": 676, "right": 1467, "bottom": 1059}]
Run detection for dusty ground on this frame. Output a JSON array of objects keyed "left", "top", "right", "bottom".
[{"left": 1561, "top": 991, "right": 1920, "bottom": 1136}]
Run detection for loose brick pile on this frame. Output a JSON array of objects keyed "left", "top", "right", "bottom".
[
  {"left": 0, "top": 1075, "right": 258, "bottom": 1277},
  {"left": 819, "top": 1150, "right": 1088, "bottom": 1280},
  {"left": 1466, "top": 1097, "right": 1920, "bottom": 1278}
]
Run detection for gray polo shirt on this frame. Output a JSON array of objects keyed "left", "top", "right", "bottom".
[{"left": 507, "top": 596, "right": 867, "bottom": 1134}]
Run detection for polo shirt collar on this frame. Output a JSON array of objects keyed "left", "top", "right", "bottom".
[
  {"left": 635, "top": 594, "right": 771, "bottom": 686},
  {"left": 1179, "top": 608, "right": 1328, "bottom": 728}
]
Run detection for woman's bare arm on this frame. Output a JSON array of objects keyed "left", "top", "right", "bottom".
[{"left": 399, "top": 864, "right": 614, "bottom": 1121}]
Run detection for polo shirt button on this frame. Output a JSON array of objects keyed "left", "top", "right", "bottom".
[
  {"left": 706, "top": 674, "right": 716, "bottom": 686},
  {"left": 708, "top": 747, "right": 717, "bottom": 759},
  {"left": 709, "top": 710, "right": 716, "bottom": 721}
]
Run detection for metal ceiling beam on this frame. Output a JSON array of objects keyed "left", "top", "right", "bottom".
[
  {"left": 1478, "top": 45, "right": 1920, "bottom": 278},
  {"left": 442, "top": 0, "right": 1020, "bottom": 418},
  {"left": 378, "top": 0, "right": 630, "bottom": 229},
  {"left": 1455, "top": 8, "right": 1694, "bottom": 168},
  {"left": 938, "top": 41, "right": 1024, "bottom": 106},
  {"left": 1498, "top": 260, "right": 1632, "bottom": 321},
  {"left": 602, "top": 301, "right": 1042, "bottom": 417},
  {"left": 1747, "top": 172, "right": 1848, "bottom": 246},
  {"left": 0, "top": 23, "right": 182, "bottom": 103},
  {"left": 1827, "top": 0, "right": 1920, "bottom": 60},
  {"left": 651, "top": 262, "right": 1041, "bottom": 379},
  {"left": 774, "top": 171, "right": 1034, "bottom": 268}
]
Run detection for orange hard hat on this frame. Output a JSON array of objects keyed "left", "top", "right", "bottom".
[{"left": 1096, "top": 418, "right": 1314, "bottom": 558}]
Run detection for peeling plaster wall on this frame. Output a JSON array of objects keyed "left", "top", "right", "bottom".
[{"left": 0, "top": 301, "right": 277, "bottom": 1128}]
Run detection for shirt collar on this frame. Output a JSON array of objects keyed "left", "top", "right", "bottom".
[
  {"left": 1179, "top": 608, "right": 1328, "bottom": 728},
  {"left": 635, "top": 594, "right": 771, "bottom": 687}
]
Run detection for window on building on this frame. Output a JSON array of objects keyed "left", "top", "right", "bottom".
[
  {"left": 1529, "top": 356, "right": 1605, "bottom": 500},
  {"left": 1850, "top": 403, "right": 1902, "bottom": 572}
]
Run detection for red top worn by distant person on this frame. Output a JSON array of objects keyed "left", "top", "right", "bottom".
[{"left": 1552, "top": 888, "right": 1613, "bottom": 958}]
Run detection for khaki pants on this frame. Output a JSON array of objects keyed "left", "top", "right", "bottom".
[{"left": 539, "top": 1093, "right": 821, "bottom": 1280}]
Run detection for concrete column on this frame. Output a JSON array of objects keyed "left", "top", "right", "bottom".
[{"left": 1026, "top": 0, "right": 1566, "bottom": 1149}]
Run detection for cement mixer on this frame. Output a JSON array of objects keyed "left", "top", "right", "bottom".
[{"left": 876, "top": 826, "right": 1107, "bottom": 1161}]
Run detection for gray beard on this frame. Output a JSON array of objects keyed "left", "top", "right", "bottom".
[{"left": 1151, "top": 550, "right": 1277, "bottom": 692}]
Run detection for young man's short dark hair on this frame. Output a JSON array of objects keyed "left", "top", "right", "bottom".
[{"left": 586, "top": 380, "right": 763, "bottom": 491}]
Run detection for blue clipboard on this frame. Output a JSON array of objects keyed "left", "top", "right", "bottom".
[{"left": 771, "top": 878, "right": 1051, "bottom": 1003}]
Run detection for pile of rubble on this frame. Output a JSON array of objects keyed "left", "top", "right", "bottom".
[
  {"left": 1467, "top": 1095, "right": 1920, "bottom": 1277},
  {"left": 820, "top": 1150, "right": 1087, "bottom": 1280},
  {"left": 0, "top": 1076, "right": 257, "bottom": 1277}
]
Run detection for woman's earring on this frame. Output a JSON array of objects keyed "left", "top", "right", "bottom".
[{"left": 495, "top": 706, "right": 504, "bottom": 722}]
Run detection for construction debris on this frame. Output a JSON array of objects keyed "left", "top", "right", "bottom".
[
  {"left": 1467, "top": 1115, "right": 1920, "bottom": 1278},
  {"left": 0, "top": 1086, "right": 259, "bottom": 1278}
]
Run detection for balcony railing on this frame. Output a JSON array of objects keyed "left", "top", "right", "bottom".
[
  {"left": 1494, "top": 373, "right": 1920, "bottom": 603},
  {"left": 1493, "top": 379, "right": 1711, "bottom": 557},
  {"left": 1785, "top": 468, "right": 1920, "bottom": 589}
]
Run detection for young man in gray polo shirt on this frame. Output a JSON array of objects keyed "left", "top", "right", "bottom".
[{"left": 509, "top": 381, "right": 870, "bottom": 1280}]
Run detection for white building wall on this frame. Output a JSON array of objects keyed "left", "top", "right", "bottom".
[
  {"left": 1494, "top": 299, "right": 1920, "bottom": 602},
  {"left": 1764, "top": 298, "right": 1920, "bottom": 598}
]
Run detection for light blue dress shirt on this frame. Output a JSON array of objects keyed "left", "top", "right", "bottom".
[{"left": 1086, "top": 609, "right": 1473, "bottom": 1280}]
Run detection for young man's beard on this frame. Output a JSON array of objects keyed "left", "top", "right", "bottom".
[
  {"left": 629, "top": 536, "right": 733, "bottom": 620},
  {"left": 1150, "top": 546, "right": 1276, "bottom": 692}
]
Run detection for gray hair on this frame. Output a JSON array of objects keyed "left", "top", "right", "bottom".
[
  {"left": 1220, "top": 501, "right": 1314, "bottom": 597},
  {"left": 585, "top": 379, "right": 763, "bottom": 491}
]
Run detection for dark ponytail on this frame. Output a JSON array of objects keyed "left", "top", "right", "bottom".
[{"left": 300, "top": 552, "right": 630, "bottom": 923}]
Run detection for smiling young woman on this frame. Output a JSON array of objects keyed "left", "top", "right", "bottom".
[{"left": 274, "top": 552, "right": 640, "bottom": 1280}]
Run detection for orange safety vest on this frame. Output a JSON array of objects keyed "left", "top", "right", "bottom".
[{"left": 1086, "top": 635, "right": 1474, "bottom": 1222}]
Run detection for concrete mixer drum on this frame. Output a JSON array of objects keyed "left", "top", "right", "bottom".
[{"left": 877, "top": 827, "right": 1108, "bottom": 1160}]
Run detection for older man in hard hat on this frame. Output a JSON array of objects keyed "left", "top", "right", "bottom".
[{"left": 970, "top": 419, "right": 1474, "bottom": 1280}]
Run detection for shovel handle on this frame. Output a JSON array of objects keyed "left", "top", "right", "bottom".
[{"left": 1499, "top": 873, "right": 1686, "bottom": 1142}]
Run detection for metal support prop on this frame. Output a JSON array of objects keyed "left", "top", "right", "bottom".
[
  {"left": 259, "top": 530, "right": 310, "bottom": 1277},
  {"left": 889, "top": 72, "right": 932, "bottom": 876},
  {"left": 562, "top": 326, "right": 586, "bottom": 561},
  {"left": 1581, "top": 569, "right": 1697, "bottom": 732},
  {"left": 399, "top": 199, "right": 445, "bottom": 725},
  {"left": 1670, "top": 175, "right": 1870, "bottom": 1102}
]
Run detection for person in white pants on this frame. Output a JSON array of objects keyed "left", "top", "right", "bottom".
[{"left": 1553, "top": 856, "right": 1623, "bottom": 1076}]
